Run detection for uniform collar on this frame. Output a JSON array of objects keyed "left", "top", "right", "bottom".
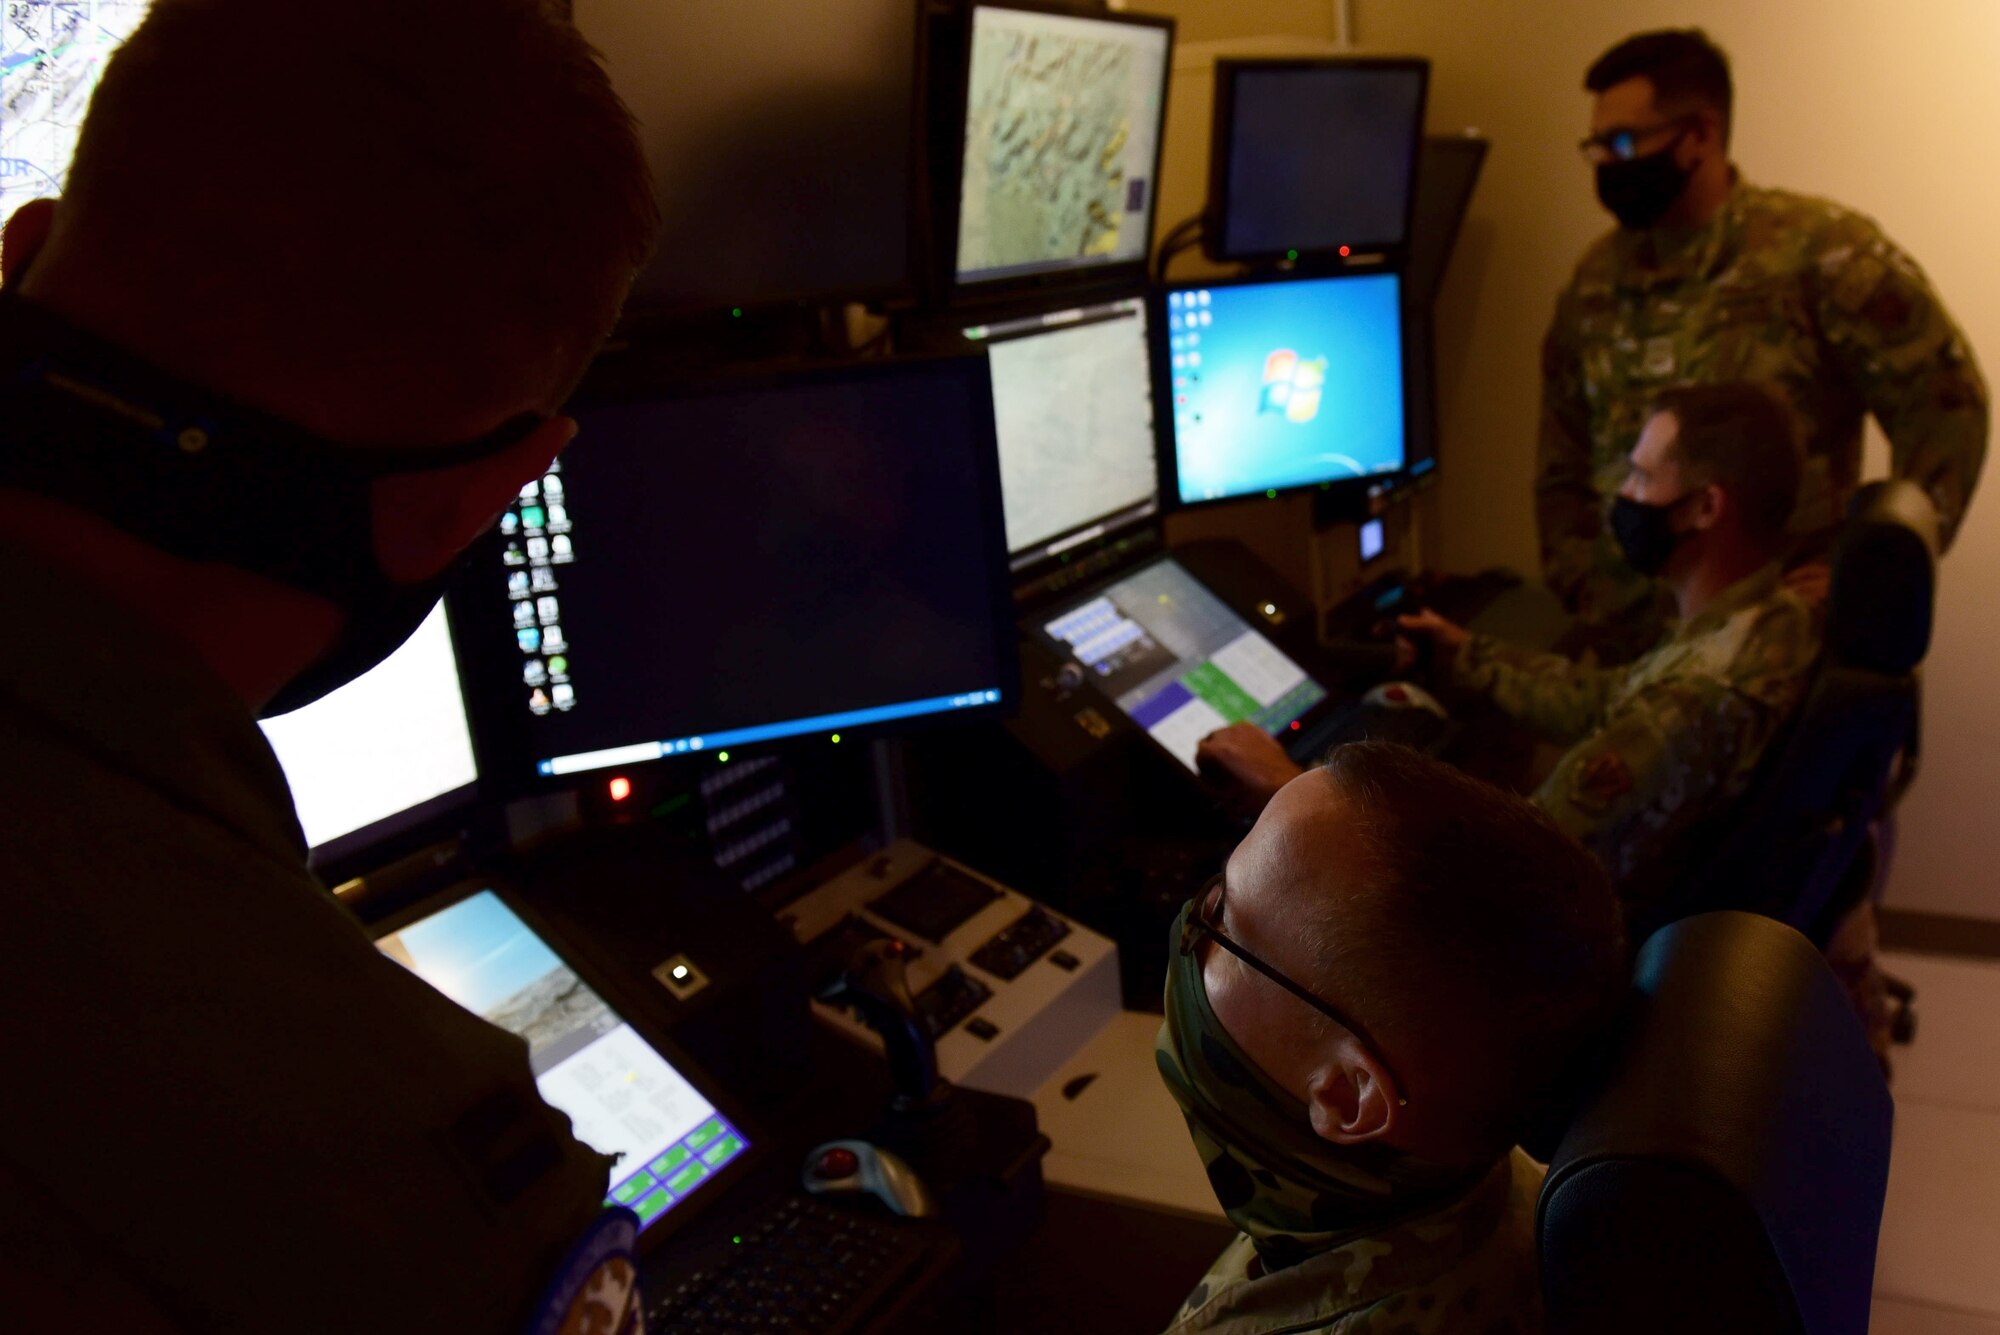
[
  {"left": 1674, "top": 561, "right": 1785, "bottom": 642},
  {"left": 1169, "top": 1151, "right": 1521, "bottom": 1333},
  {"left": 1610, "top": 169, "right": 1751, "bottom": 289},
  {"left": 0, "top": 537, "right": 308, "bottom": 869}
]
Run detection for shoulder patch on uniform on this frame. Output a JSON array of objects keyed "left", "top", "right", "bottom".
[{"left": 1570, "top": 751, "right": 1635, "bottom": 813}]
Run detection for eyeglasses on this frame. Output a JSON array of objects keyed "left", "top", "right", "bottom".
[
  {"left": 1180, "top": 872, "right": 1407, "bottom": 1103},
  {"left": 1577, "top": 116, "right": 1695, "bottom": 164}
]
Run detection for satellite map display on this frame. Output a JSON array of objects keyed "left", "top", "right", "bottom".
[
  {"left": 2, "top": 1, "right": 149, "bottom": 229},
  {"left": 956, "top": 6, "right": 1168, "bottom": 284}
]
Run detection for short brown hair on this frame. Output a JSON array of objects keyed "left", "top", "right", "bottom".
[
  {"left": 1304, "top": 743, "right": 1627, "bottom": 1154},
  {"left": 46, "top": 0, "right": 657, "bottom": 424},
  {"left": 1648, "top": 382, "right": 1804, "bottom": 545},
  {"left": 1586, "top": 29, "right": 1734, "bottom": 146}
]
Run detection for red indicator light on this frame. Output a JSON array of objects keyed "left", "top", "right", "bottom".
[
  {"left": 608, "top": 776, "right": 632, "bottom": 802},
  {"left": 1339, "top": 245, "right": 1351, "bottom": 257},
  {"left": 1290, "top": 721, "right": 1301, "bottom": 731}
]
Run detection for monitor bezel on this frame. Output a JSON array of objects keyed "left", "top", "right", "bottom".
[
  {"left": 454, "top": 352, "right": 1022, "bottom": 793},
  {"left": 368, "top": 876, "right": 766, "bottom": 1252},
  {"left": 1152, "top": 267, "right": 1411, "bottom": 515},
  {"left": 1404, "top": 134, "right": 1489, "bottom": 306},
  {"left": 964, "top": 288, "right": 1166, "bottom": 580},
  {"left": 1203, "top": 56, "right": 1431, "bottom": 265},
  {"left": 945, "top": 0, "right": 1176, "bottom": 304}
]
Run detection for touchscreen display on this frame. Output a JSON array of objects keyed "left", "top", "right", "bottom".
[
  {"left": 1038, "top": 558, "right": 1326, "bottom": 770},
  {"left": 377, "top": 891, "right": 748, "bottom": 1230}
]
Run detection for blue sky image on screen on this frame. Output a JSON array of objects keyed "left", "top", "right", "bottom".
[
  {"left": 1167, "top": 273, "right": 1404, "bottom": 503},
  {"left": 391, "top": 890, "right": 563, "bottom": 1016}
]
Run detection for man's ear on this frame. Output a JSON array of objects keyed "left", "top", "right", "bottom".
[
  {"left": 370, "top": 416, "right": 577, "bottom": 584},
  {"left": 1686, "top": 480, "right": 1729, "bottom": 532},
  {"left": 1303, "top": 1037, "right": 1402, "bottom": 1146},
  {"left": 2, "top": 198, "right": 57, "bottom": 285}
]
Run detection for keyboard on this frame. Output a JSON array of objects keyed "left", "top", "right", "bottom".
[{"left": 645, "top": 1196, "right": 929, "bottom": 1334}]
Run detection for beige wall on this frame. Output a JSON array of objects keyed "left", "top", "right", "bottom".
[{"left": 1145, "top": 0, "right": 2000, "bottom": 922}]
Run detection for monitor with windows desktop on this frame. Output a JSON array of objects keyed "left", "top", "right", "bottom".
[
  {"left": 969, "top": 295, "right": 1159, "bottom": 571},
  {"left": 1160, "top": 271, "right": 1407, "bottom": 507},
  {"left": 458, "top": 354, "right": 1019, "bottom": 782},
  {"left": 952, "top": 3, "right": 1173, "bottom": 292}
]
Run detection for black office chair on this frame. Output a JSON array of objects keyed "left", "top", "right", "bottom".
[
  {"left": 1537, "top": 911, "right": 1893, "bottom": 1335},
  {"left": 1636, "top": 479, "right": 1939, "bottom": 950}
]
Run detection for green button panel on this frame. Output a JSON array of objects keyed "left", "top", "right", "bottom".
[
  {"left": 667, "top": 1161, "right": 710, "bottom": 1195},
  {"left": 701, "top": 1134, "right": 744, "bottom": 1168},
  {"left": 648, "top": 1145, "right": 691, "bottom": 1178},
  {"left": 633, "top": 1187, "right": 674, "bottom": 1224},
  {"left": 609, "top": 1173, "right": 654, "bottom": 1205},
  {"left": 685, "top": 1118, "right": 725, "bottom": 1151}
]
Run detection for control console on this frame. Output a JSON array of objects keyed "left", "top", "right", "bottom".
[{"left": 783, "top": 840, "right": 1120, "bottom": 1099}]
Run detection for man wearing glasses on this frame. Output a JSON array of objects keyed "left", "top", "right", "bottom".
[
  {"left": 1539, "top": 28, "right": 1984, "bottom": 652},
  {"left": 1157, "top": 742, "right": 1626, "bottom": 1334}
]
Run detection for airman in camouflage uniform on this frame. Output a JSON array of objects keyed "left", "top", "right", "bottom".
[
  {"left": 1444, "top": 562, "right": 1815, "bottom": 918},
  {"left": 1538, "top": 181, "right": 1988, "bottom": 625}
]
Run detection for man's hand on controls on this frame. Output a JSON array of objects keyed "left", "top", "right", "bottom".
[
  {"left": 1196, "top": 722, "right": 1305, "bottom": 818},
  {"left": 1393, "top": 608, "right": 1471, "bottom": 673},
  {"left": 1782, "top": 560, "right": 1832, "bottom": 608}
]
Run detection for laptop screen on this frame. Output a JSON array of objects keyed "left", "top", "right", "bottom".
[{"left": 376, "top": 889, "right": 748, "bottom": 1231}]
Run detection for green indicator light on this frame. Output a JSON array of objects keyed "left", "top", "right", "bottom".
[
  {"left": 718, "top": 750, "right": 731, "bottom": 763},
  {"left": 731, "top": 307, "right": 743, "bottom": 318},
  {"left": 733, "top": 1235, "right": 743, "bottom": 1245},
  {"left": 1287, "top": 249, "right": 1299, "bottom": 261},
  {"left": 1266, "top": 489, "right": 1279, "bottom": 499},
  {"left": 831, "top": 733, "right": 842, "bottom": 745}
]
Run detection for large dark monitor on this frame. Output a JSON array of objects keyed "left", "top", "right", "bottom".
[
  {"left": 952, "top": 3, "right": 1173, "bottom": 294},
  {"left": 1158, "top": 271, "right": 1406, "bottom": 507},
  {"left": 460, "top": 356, "right": 1018, "bottom": 782},
  {"left": 258, "top": 600, "right": 481, "bottom": 872},
  {"left": 1406, "top": 134, "right": 1489, "bottom": 306},
  {"left": 1204, "top": 58, "right": 1428, "bottom": 263},
  {"left": 580, "top": 0, "right": 919, "bottom": 317},
  {"left": 966, "top": 294, "right": 1160, "bottom": 570}
]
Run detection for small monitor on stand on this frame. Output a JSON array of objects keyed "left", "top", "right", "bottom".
[
  {"left": 967, "top": 294, "right": 1160, "bottom": 575},
  {"left": 1204, "top": 58, "right": 1429, "bottom": 263},
  {"left": 258, "top": 600, "right": 481, "bottom": 877},
  {"left": 459, "top": 355, "right": 1019, "bottom": 785},
  {"left": 951, "top": 3, "right": 1174, "bottom": 297},
  {"left": 1159, "top": 271, "right": 1407, "bottom": 508}
]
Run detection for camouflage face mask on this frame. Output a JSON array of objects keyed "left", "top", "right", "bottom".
[{"left": 1156, "top": 899, "right": 1483, "bottom": 1272}]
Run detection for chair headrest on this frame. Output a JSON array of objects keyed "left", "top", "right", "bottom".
[
  {"left": 1826, "top": 479, "right": 1938, "bottom": 675},
  {"left": 1538, "top": 912, "right": 1892, "bottom": 1335}
]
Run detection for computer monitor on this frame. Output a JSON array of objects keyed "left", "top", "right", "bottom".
[
  {"left": 375, "top": 885, "right": 752, "bottom": 1233},
  {"left": 953, "top": 3, "right": 1173, "bottom": 292},
  {"left": 258, "top": 600, "right": 480, "bottom": 869},
  {"left": 967, "top": 295, "right": 1160, "bottom": 569},
  {"left": 1034, "top": 556, "right": 1328, "bottom": 771},
  {"left": 580, "top": 0, "right": 919, "bottom": 317},
  {"left": 461, "top": 355, "right": 1017, "bottom": 782},
  {"left": 1205, "top": 58, "right": 1428, "bottom": 263},
  {"left": 1406, "top": 135, "right": 1489, "bottom": 306},
  {"left": 1159, "top": 271, "right": 1406, "bottom": 506}
]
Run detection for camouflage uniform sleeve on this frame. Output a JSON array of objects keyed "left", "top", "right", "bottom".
[
  {"left": 1532, "top": 677, "right": 1763, "bottom": 917},
  {"left": 1812, "top": 212, "right": 1989, "bottom": 548},
  {"left": 1445, "top": 633, "right": 1630, "bottom": 746},
  {"left": 1534, "top": 284, "right": 1603, "bottom": 609}
]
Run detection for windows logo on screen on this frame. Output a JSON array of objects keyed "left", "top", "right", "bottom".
[{"left": 1257, "top": 350, "right": 1327, "bottom": 424}]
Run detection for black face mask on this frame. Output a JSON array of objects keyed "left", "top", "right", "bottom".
[
  {"left": 0, "top": 290, "right": 547, "bottom": 716},
  {"left": 1608, "top": 492, "right": 1695, "bottom": 577},
  {"left": 1595, "top": 139, "right": 1692, "bottom": 231}
]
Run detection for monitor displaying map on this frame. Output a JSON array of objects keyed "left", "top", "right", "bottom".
[
  {"left": 2, "top": 2, "right": 149, "bottom": 231},
  {"left": 968, "top": 296, "right": 1159, "bottom": 564},
  {"left": 955, "top": 5, "right": 1172, "bottom": 289}
]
